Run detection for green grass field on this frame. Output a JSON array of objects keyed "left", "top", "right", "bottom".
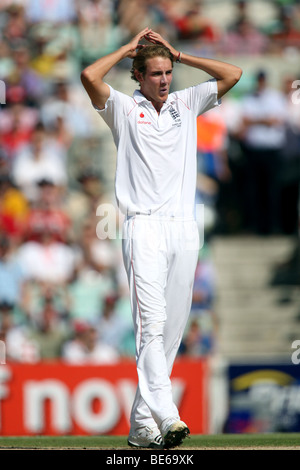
[{"left": 0, "top": 433, "right": 299, "bottom": 450}]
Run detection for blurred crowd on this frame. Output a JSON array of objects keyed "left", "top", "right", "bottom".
[{"left": 0, "top": 0, "right": 299, "bottom": 364}]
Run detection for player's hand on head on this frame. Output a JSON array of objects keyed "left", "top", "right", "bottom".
[
  {"left": 127, "top": 28, "right": 152, "bottom": 58},
  {"left": 144, "top": 31, "right": 178, "bottom": 59},
  {"left": 144, "top": 30, "right": 165, "bottom": 44}
]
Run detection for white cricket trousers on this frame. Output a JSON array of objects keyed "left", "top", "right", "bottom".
[{"left": 122, "top": 215, "right": 199, "bottom": 435}]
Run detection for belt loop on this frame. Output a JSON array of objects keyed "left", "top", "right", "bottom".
[{"left": 127, "top": 209, "right": 153, "bottom": 217}]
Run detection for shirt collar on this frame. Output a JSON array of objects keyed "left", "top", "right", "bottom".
[{"left": 133, "top": 89, "right": 171, "bottom": 107}]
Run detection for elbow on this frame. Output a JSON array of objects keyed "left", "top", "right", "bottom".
[
  {"left": 229, "top": 67, "right": 243, "bottom": 90},
  {"left": 217, "top": 66, "right": 243, "bottom": 99},
  {"left": 81, "top": 68, "right": 91, "bottom": 85},
  {"left": 80, "top": 67, "right": 98, "bottom": 87},
  {"left": 234, "top": 67, "right": 243, "bottom": 84}
]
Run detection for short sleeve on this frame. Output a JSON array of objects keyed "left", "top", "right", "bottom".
[
  {"left": 92, "top": 85, "right": 132, "bottom": 139},
  {"left": 176, "top": 79, "right": 221, "bottom": 117},
  {"left": 92, "top": 84, "right": 118, "bottom": 130}
]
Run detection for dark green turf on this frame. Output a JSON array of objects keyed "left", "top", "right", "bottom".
[{"left": 0, "top": 434, "right": 299, "bottom": 449}]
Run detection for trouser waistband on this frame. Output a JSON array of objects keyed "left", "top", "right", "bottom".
[{"left": 126, "top": 211, "right": 195, "bottom": 221}]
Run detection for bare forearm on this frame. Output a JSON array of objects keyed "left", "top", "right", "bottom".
[
  {"left": 81, "top": 27, "right": 150, "bottom": 108},
  {"left": 80, "top": 46, "right": 129, "bottom": 108},
  {"left": 180, "top": 53, "right": 242, "bottom": 98},
  {"left": 180, "top": 53, "right": 240, "bottom": 81}
]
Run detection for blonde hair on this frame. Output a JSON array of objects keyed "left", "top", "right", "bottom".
[{"left": 130, "top": 45, "right": 174, "bottom": 83}]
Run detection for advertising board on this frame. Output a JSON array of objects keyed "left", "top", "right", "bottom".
[{"left": 0, "top": 359, "right": 209, "bottom": 436}]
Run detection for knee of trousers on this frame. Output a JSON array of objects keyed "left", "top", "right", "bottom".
[{"left": 140, "top": 319, "right": 165, "bottom": 342}]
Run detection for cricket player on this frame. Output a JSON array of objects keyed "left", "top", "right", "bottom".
[{"left": 81, "top": 28, "right": 242, "bottom": 448}]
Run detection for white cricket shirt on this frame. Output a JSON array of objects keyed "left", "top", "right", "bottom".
[
  {"left": 95, "top": 79, "right": 220, "bottom": 217},
  {"left": 242, "top": 87, "right": 287, "bottom": 149}
]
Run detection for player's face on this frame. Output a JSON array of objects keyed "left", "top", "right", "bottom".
[{"left": 139, "top": 56, "right": 173, "bottom": 109}]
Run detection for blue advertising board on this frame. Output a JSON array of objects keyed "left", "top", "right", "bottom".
[{"left": 225, "top": 363, "right": 300, "bottom": 433}]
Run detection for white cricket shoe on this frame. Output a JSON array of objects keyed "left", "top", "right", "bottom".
[
  {"left": 163, "top": 420, "right": 190, "bottom": 448},
  {"left": 128, "top": 426, "right": 164, "bottom": 449}
]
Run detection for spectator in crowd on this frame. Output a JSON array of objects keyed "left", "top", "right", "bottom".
[
  {"left": 21, "top": 279, "right": 71, "bottom": 326},
  {"left": 0, "top": 173, "right": 29, "bottom": 242},
  {"left": 74, "top": 168, "right": 107, "bottom": 212},
  {"left": 196, "top": 106, "right": 230, "bottom": 184},
  {"left": 62, "top": 318, "right": 120, "bottom": 364},
  {"left": 97, "top": 294, "right": 135, "bottom": 356},
  {"left": 62, "top": 167, "right": 113, "bottom": 235},
  {"left": 0, "top": 301, "right": 14, "bottom": 342},
  {"left": 16, "top": 218, "right": 78, "bottom": 285},
  {"left": 23, "top": 178, "right": 71, "bottom": 243},
  {"left": 268, "top": 4, "right": 300, "bottom": 53},
  {"left": 116, "top": 0, "right": 154, "bottom": 40},
  {"left": 67, "top": 218, "right": 117, "bottom": 323},
  {"left": 77, "top": 217, "right": 118, "bottom": 276},
  {"left": 191, "top": 245, "right": 215, "bottom": 314},
  {"left": 0, "top": 39, "right": 15, "bottom": 80},
  {"left": 1, "top": 300, "right": 41, "bottom": 363},
  {"left": 11, "top": 122, "right": 68, "bottom": 202},
  {"left": 9, "top": 39, "right": 45, "bottom": 106},
  {"left": 0, "top": 148, "right": 9, "bottom": 177},
  {"left": 77, "top": 0, "right": 123, "bottom": 67},
  {"left": 179, "top": 317, "right": 215, "bottom": 357},
  {"left": 0, "top": 84, "right": 39, "bottom": 159},
  {"left": 40, "top": 80, "right": 92, "bottom": 139},
  {"left": 1, "top": 4, "right": 27, "bottom": 45},
  {"left": 28, "top": 22, "right": 75, "bottom": 81},
  {"left": 227, "top": 0, "right": 249, "bottom": 32},
  {"left": 170, "top": 0, "right": 220, "bottom": 43},
  {"left": 186, "top": 242, "right": 218, "bottom": 357},
  {"left": 221, "top": 17, "right": 269, "bottom": 55},
  {"left": 195, "top": 101, "right": 232, "bottom": 238},
  {"left": 23, "top": 295, "right": 70, "bottom": 360},
  {"left": 25, "top": 0, "right": 77, "bottom": 24},
  {"left": 239, "top": 69, "right": 288, "bottom": 235},
  {"left": 2, "top": 288, "right": 69, "bottom": 362}
]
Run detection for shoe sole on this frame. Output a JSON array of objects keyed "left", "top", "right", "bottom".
[
  {"left": 163, "top": 425, "right": 190, "bottom": 449},
  {"left": 128, "top": 439, "right": 164, "bottom": 449}
]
